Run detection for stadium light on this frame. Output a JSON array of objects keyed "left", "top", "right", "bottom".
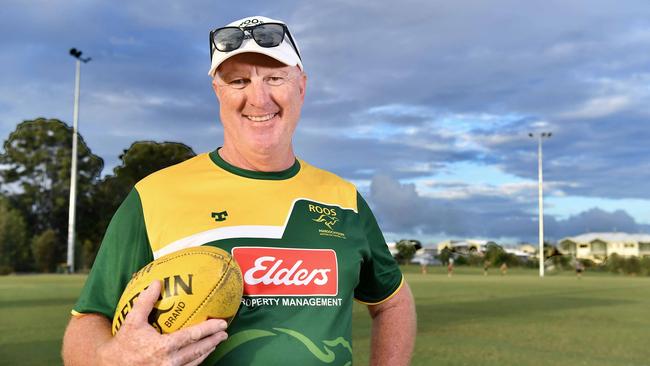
[
  {"left": 66, "top": 48, "right": 91, "bottom": 273},
  {"left": 529, "top": 132, "right": 552, "bottom": 277}
]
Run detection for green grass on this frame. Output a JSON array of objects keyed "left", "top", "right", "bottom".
[
  {"left": 354, "top": 266, "right": 650, "bottom": 366},
  {"left": 2, "top": 268, "right": 650, "bottom": 365},
  {"left": 0, "top": 274, "right": 85, "bottom": 365}
]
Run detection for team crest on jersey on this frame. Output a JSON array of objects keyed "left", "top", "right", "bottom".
[
  {"left": 308, "top": 204, "right": 346, "bottom": 239},
  {"left": 312, "top": 214, "right": 338, "bottom": 230},
  {"left": 232, "top": 247, "right": 339, "bottom": 296}
]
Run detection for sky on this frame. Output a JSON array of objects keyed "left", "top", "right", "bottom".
[{"left": 1, "top": 0, "right": 650, "bottom": 245}]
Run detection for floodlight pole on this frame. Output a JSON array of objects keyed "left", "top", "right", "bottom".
[
  {"left": 66, "top": 48, "right": 91, "bottom": 273},
  {"left": 529, "top": 132, "right": 552, "bottom": 278}
]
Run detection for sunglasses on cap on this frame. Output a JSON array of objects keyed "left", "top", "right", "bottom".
[{"left": 209, "top": 22, "right": 302, "bottom": 62}]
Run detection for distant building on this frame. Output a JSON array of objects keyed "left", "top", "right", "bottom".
[
  {"left": 411, "top": 248, "right": 439, "bottom": 266},
  {"left": 518, "top": 244, "right": 537, "bottom": 256},
  {"left": 503, "top": 246, "right": 534, "bottom": 260},
  {"left": 559, "top": 233, "right": 650, "bottom": 263},
  {"left": 437, "top": 239, "right": 488, "bottom": 254},
  {"left": 436, "top": 239, "right": 535, "bottom": 260}
]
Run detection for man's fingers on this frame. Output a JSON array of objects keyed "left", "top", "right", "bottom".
[
  {"left": 127, "top": 280, "right": 161, "bottom": 324},
  {"left": 171, "top": 319, "right": 228, "bottom": 349},
  {"left": 176, "top": 331, "right": 227, "bottom": 366},
  {"left": 182, "top": 350, "right": 214, "bottom": 366}
]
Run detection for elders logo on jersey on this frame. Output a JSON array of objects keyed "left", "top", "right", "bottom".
[{"left": 232, "top": 247, "right": 338, "bottom": 296}]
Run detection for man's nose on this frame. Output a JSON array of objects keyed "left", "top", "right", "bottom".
[{"left": 246, "top": 79, "right": 272, "bottom": 107}]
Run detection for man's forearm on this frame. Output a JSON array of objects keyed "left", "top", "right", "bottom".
[
  {"left": 368, "top": 282, "right": 416, "bottom": 366},
  {"left": 62, "top": 314, "right": 113, "bottom": 366}
]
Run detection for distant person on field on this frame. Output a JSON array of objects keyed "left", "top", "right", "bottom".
[
  {"left": 575, "top": 259, "right": 584, "bottom": 279},
  {"left": 420, "top": 257, "right": 429, "bottom": 274},
  {"left": 447, "top": 257, "right": 455, "bottom": 277},
  {"left": 483, "top": 260, "right": 490, "bottom": 276},
  {"left": 500, "top": 262, "right": 508, "bottom": 275}
]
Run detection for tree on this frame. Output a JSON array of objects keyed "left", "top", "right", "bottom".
[
  {"left": 0, "top": 118, "right": 104, "bottom": 271},
  {"left": 86, "top": 141, "right": 196, "bottom": 267},
  {"left": 96, "top": 141, "right": 196, "bottom": 211},
  {"left": 114, "top": 141, "right": 196, "bottom": 186},
  {"left": 484, "top": 242, "right": 505, "bottom": 264},
  {"left": 31, "top": 229, "right": 58, "bottom": 273},
  {"left": 395, "top": 239, "right": 421, "bottom": 265},
  {"left": 0, "top": 197, "right": 29, "bottom": 273},
  {"left": 484, "top": 242, "right": 521, "bottom": 267},
  {"left": 437, "top": 247, "right": 452, "bottom": 265}
]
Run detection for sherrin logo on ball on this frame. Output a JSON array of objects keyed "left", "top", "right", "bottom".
[{"left": 111, "top": 246, "right": 243, "bottom": 335}]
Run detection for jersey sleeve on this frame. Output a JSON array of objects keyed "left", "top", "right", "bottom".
[
  {"left": 353, "top": 192, "right": 404, "bottom": 304},
  {"left": 72, "top": 188, "right": 153, "bottom": 319}
]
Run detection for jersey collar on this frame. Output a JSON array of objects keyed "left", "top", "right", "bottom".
[{"left": 209, "top": 149, "right": 301, "bottom": 180}]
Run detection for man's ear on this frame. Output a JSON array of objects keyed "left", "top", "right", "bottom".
[
  {"left": 211, "top": 77, "right": 220, "bottom": 94},
  {"left": 299, "top": 72, "right": 307, "bottom": 101}
]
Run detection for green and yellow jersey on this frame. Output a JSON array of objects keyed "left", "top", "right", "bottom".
[{"left": 73, "top": 150, "right": 403, "bottom": 365}]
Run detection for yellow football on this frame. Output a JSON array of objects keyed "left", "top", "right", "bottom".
[{"left": 111, "top": 246, "right": 243, "bottom": 335}]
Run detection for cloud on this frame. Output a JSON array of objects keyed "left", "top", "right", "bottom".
[
  {"left": 558, "top": 75, "right": 650, "bottom": 119},
  {"left": 2, "top": 0, "right": 650, "bottom": 239},
  {"left": 561, "top": 95, "right": 631, "bottom": 119},
  {"left": 546, "top": 208, "right": 648, "bottom": 238},
  {"left": 477, "top": 112, "right": 650, "bottom": 200},
  {"left": 368, "top": 175, "right": 650, "bottom": 243},
  {"left": 294, "top": 127, "right": 479, "bottom": 180}
]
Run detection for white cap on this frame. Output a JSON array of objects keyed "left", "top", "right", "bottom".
[{"left": 208, "top": 16, "right": 303, "bottom": 77}]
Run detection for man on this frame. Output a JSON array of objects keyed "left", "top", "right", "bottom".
[{"left": 62, "top": 15, "right": 416, "bottom": 366}]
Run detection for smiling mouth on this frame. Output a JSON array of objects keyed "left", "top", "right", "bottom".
[{"left": 244, "top": 113, "right": 278, "bottom": 122}]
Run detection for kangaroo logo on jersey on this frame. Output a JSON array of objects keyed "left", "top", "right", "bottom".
[
  {"left": 312, "top": 214, "right": 338, "bottom": 230},
  {"left": 232, "top": 247, "right": 338, "bottom": 296},
  {"left": 308, "top": 204, "right": 346, "bottom": 239},
  {"left": 211, "top": 210, "right": 228, "bottom": 222}
]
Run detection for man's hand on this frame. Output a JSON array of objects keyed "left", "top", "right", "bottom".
[{"left": 63, "top": 281, "right": 228, "bottom": 366}]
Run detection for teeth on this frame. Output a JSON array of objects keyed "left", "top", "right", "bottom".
[{"left": 246, "top": 113, "right": 276, "bottom": 122}]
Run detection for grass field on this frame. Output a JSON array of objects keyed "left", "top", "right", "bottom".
[{"left": 2, "top": 267, "right": 649, "bottom": 365}]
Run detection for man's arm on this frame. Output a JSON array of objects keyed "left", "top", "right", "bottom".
[
  {"left": 367, "top": 281, "right": 416, "bottom": 366},
  {"left": 62, "top": 281, "right": 228, "bottom": 366}
]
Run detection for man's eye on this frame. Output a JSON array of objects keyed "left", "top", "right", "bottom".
[
  {"left": 266, "top": 76, "right": 286, "bottom": 86},
  {"left": 229, "top": 79, "right": 249, "bottom": 89}
]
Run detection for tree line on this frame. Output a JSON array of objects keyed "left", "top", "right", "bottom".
[{"left": 0, "top": 118, "right": 197, "bottom": 274}]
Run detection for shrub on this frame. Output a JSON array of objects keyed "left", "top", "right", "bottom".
[
  {"left": 623, "top": 256, "right": 641, "bottom": 275},
  {"left": 606, "top": 253, "right": 623, "bottom": 274},
  {"left": 467, "top": 254, "right": 485, "bottom": 266},
  {"left": 550, "top": 254, "right": 572, "bottom": 270},
  {"left": 0, "top": 199, "right": 30, "bottom": 272},
  {"left": 579, "top": 259, "right": 597, "bottom": 268},
  {"left": 436, "top": 248, "right": 452, "bottom": 264},
  {"left": 32, "top": 229, "right": 58, "bottom": 273},
  {"left": 454, "top": 255, "right": 468, "bottom": 266},
  {"left": 640, "top": 257, "right": 650, "bottom": 276},
  {"left": 524, "top": 258, "right": 539, "bottom": 269}
]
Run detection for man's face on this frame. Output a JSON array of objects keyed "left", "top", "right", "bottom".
[{"left": 212, "top": 53, "right": 306, "bottom": 157}]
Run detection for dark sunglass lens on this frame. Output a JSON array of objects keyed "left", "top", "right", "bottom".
[
  {"left": 214, "top": 28, "right": 244, "bottom": 52},
  {"left": 252, "top": 24, "right": 285, "bottom": 47}
]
